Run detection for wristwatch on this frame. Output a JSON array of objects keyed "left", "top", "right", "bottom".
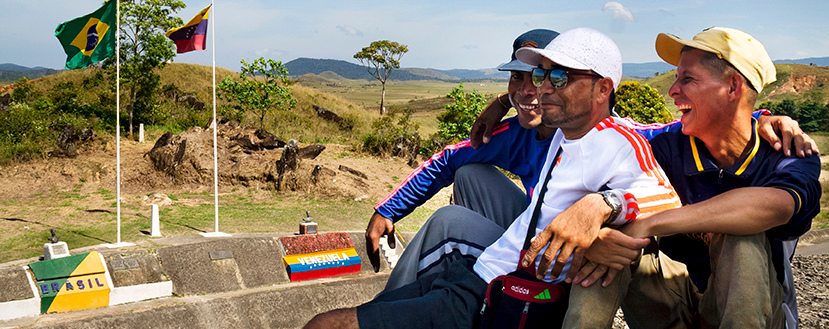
[{"left": 600, "top": 190, "right": 622, "bottom": 224}]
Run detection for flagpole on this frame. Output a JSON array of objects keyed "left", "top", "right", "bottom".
[
  {"left": 107, "top": 0, "right": 134, "bottom": 248},
  {"left": 202, "top": 0, "right": 229, "bottom": 238},
  {"left": 116, "top": 0, "right": 122, "bottom": 244}
]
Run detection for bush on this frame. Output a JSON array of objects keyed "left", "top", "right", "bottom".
[
  {"left": 361, "top": 111, "right": 421, "bottom": 156},
  {"left": 0, "top": 103, "right": 53, "bottom": 163},
  {"left": 758, "top": 99, "right": 829, "bottom": 132},
  {"left": 436, "top": 84, "right": 487, "bottom": 143},
  {"left": 615, "top": 81, "right": 673, "bottom": 124}
]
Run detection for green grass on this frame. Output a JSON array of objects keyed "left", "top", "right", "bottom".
[
  {"left": 0, "top": 188, "right": 440, "bottom": 263},
  {"left": 816, "top": 178, "right": 829, "bottom": 230},
  {"left": 296, "top": 78, "right": 507, "bottom": 110},
  {"left": 810, "top": 132, "right": 829, "bottom": 154}
]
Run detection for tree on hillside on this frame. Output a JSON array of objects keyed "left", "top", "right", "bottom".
[
  {"left": 115, "top": 0, "right": 185, "bottom": 138},
  {"left": 615, "top": 81, "right": 673, "bottom": 124},
  {"left": 218, "top": 57, "right": 296, "bottom": 129},
  {"left": 353, "top": 40, "right": 408, "bottom": 115}
]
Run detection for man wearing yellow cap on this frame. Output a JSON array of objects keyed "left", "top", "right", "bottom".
[{"left": 576, "top": 27, "right": 821, "bottom": 328}]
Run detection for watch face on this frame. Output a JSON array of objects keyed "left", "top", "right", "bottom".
[{"left": 603, "top": 191, "right": 622, "bottom": 209}]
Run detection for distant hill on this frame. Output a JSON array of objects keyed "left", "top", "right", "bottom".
[
  {"left": 0, "top": 63, "right": 61, "bottom": 84},
  {"left": 637, "top": 63, "right": 829, "bottom": 113},
  {"left": 284, "top": 58, "right": 505, "bottom": 81},
  {"left": 285, "top": 58, "right": 686, "bottom": 81},
  {"left": 622, "top": 62, "right": 676, "bottom": 79},
  {"left": 623, "top": 57, "right": 829, "bottom": 79},
  {"left": 774, "top": 56, "right": 829, "bottom": 67}
]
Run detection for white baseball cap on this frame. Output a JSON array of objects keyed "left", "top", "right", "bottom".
[{"left": 515, "top": 27, "right": 622, "bottom": 89}]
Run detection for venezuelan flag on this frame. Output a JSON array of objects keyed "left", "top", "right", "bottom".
[
  {"left": 166, "top": 4, "right": 211, "bottom": 54},
  {"left": 283, "top": 248, "right": 361, "bottom": 282}
]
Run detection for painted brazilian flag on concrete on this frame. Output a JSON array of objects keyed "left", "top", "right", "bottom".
[
  {"left": 29, "top": 251, "right": 110, "bottom": 313},
  {"left": 55, "top": 0, "right": 117, "bottom": 70}
]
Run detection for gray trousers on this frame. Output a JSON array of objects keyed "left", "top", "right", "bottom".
[{"left": 382, "top": 163, "right": 526, "bottom": 293}]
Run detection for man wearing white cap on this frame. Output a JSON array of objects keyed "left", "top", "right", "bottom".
[
  {"left": 567, "top": 27, "right": 821, "bottom": 328},
  {"left": 306, "top": 27, "right": 681, "bottom": 329}
]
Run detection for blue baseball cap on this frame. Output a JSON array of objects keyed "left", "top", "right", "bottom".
[{"left": 497, "top": 29, "right": 560, "bottom": 72}]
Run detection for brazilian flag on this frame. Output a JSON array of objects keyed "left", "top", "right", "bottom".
[{"left": 55, "top": 0, "right": 117, "bottom": 70}]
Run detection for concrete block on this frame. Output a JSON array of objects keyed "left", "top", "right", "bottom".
[
  {"left": 43, "top": 242, "right": 70, "bottom": 261},
  {"left": 157, "top": 238, "right": 288, "bottom": 295},
  {"left": 19, "top": 273, "right": 388, "bottom": 329},
  {"left": 0, "top": 266, "right": 36, "bottom": 303},
  {"left": 110, "top": 281, "right": 173, "bottom": 305},
  {"left": 101, "top": 250, "right": 167, "bottom": 287},
  {"left": 348, "top": 233, "right": 390, "bottom": 273},
  {"left": 0, "top": 267, "right": 39, "bottom": 322}
]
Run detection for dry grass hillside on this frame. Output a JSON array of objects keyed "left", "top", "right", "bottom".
[{"left": 639, "top": 63, "right": 829, "bottom": 113}]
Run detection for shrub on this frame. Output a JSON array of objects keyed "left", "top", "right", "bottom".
[
  {"left": 361, "top": 111, "right": 421, "bottom": 156},
  {"left": 758, "top": 99, "right": 829, "bottom": 132},
  {"left": 0, "top": 103, "right": 53, "bottom": 163},
  {"left": 436, "top": 83, "right": 487, "bottom": 143},
  {"left": 615, "top": 81, "right": 673, "bottom": 124}
]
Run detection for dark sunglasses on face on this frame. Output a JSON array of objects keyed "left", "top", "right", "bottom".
[{"left": 531, "top": 67, "right": 602, "bottom": 88}]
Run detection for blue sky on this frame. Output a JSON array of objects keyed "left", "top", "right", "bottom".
[{"left": 1, "top": 0, "right": 828, "bottom": 71}]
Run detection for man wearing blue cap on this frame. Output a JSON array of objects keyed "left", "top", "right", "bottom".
[
  {"left": 366, "top": 29, "right": 564, "bottom": 292},
  {"left": 369, "top": 26, "right": 818, "bottom": 297},
  {"left": 368, "top": 28, "right": 686, "bottom": 293}
]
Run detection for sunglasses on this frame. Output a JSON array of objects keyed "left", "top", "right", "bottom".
[{"left": 531, "top": 67, "right": 602, "bottom": 88}]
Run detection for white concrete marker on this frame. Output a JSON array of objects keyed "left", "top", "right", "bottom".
[
  {"left": 151, "top": 204, "right": 161, "bottom": 237},
  {"left": 139, "top": 123, "right": 144, "bottom": 143}
]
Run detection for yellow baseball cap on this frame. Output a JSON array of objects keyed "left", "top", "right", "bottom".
[{"left": 655, "top": 27, "right": 776, "bottom": 92}]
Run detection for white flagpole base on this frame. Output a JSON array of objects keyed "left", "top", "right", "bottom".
[
  {"left": 103, "top": 242, "right": 136, "bottom": 248},
  {"left": 200, "top": 232, "right": 232, "bottom": 237}
]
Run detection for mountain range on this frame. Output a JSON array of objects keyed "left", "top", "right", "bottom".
[
  {"left": 3, "top": 56, "right": 829, "bottom": 84},
  {"left": 0, "top": 63, "right": 61, "bottom": 83},
  {"left": 283, "top": 57, "right": 829, "bottom": 81}
]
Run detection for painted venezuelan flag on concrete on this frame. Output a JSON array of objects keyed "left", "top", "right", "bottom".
[
  {"left": 28, "top": 251, "right": 110, "bottom": 313},
  {"left": 165, "top": 4, "right": 211, "bottom": 54},
  {"left": 283, "top": 248, "right": 361, "bottom": 281}
]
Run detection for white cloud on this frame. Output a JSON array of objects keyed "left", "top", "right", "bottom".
[
  {"left": 254, "top": 48, "right": 287, "bottom": 58},
  {"left": 603, "top": 2, "right": 635, "bottom": 22},
  {"left": 336, "top": 25, "right": 364, "bottom": 37}
]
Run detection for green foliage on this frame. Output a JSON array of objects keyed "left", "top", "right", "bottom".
[
  {"left": 10, "top": 78, "right": 37, "bottom": 103},
  {"left": 354, "top": 40, "right": 409, "bottom": 114},
  {"left": 0, "top": 103, "right": 52, "bottom": 163},
  {"left": 436, "top": 83, "right": 487, "bottom": 143},
  {"left": 114, "top": 0, "right": 185, "bottom": 137},
  {"left": 615, "top": 81, "right": 673, "bottom": 124},
  {"left": 361, "top": 111, "right": 421, "bottom": 156},
  {"left": 218, "top": 58, "right": 297, "bottom": 129},
  {"left": 758, "top": 99, "right": 829, "bottom": 132}
]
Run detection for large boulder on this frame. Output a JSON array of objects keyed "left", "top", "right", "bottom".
[
  {"left": 49, "top": 123, "right": 94, "bottom": 158},
  {"left": 176, "top": 93, "right": 204, "bottom": 111}
]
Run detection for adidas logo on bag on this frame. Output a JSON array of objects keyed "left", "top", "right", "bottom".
[{"left": 534, "top": 289, "right": 551, "bottom": 300}]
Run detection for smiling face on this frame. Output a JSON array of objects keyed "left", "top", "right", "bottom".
[
  {"left": 669, "top": 49, "right": 733, "bottom": 139},
  {"left": 507, "top": 71, "right": 542, "bottom": 129},
  {"left": 535, "top": 57, "right": 607, "bottom": 139}
]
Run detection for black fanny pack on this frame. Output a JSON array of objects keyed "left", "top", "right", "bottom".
[
  {"left": 477, "top": 252, "right": 569, "bottom": 328},
  {"left": 477, "top": 147, "right": 569, "bottom": 329}
]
